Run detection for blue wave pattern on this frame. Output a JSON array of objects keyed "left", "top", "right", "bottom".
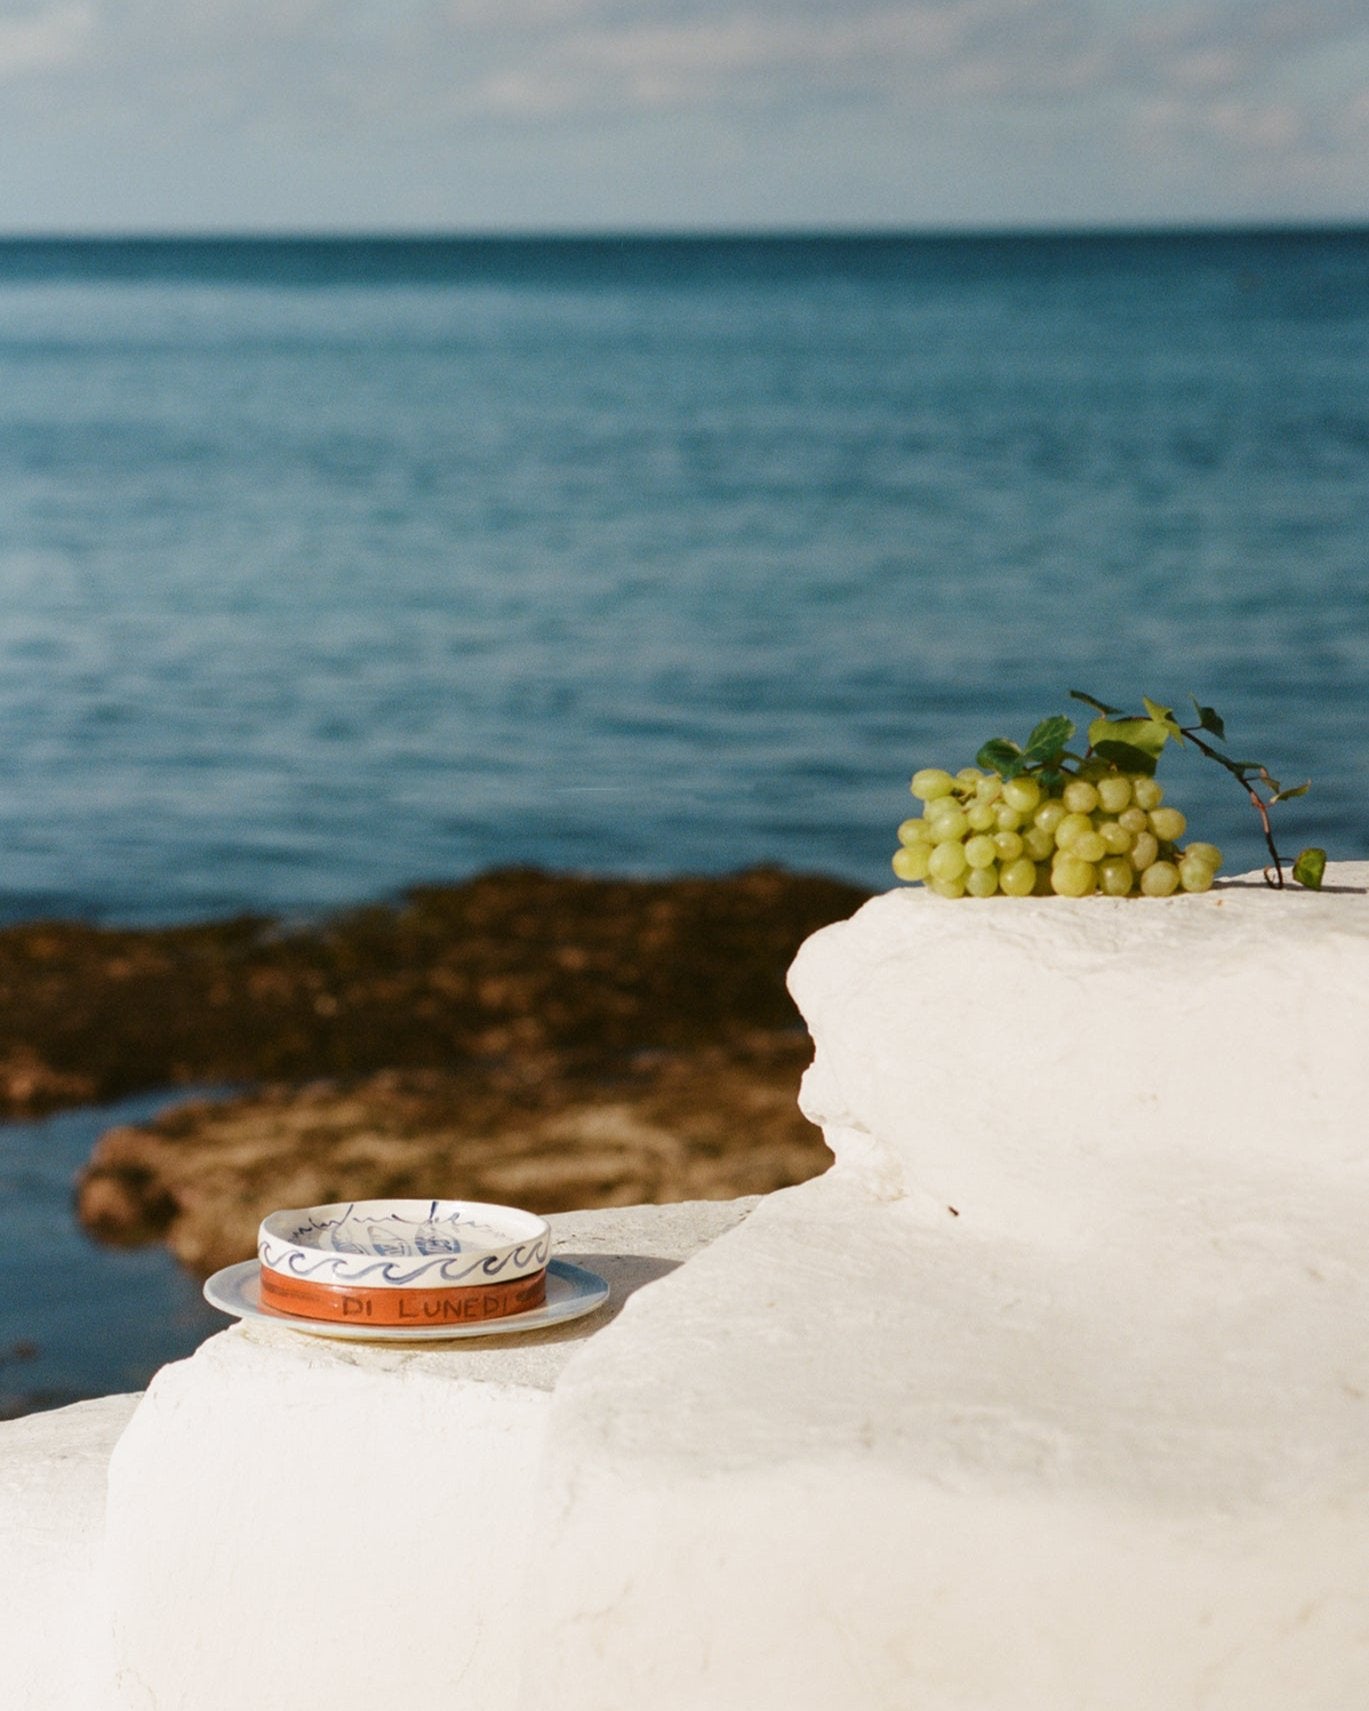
[
  {"left": 256, "top": 1243, "right": 550, "bottom": 1287},
  {"left": 258, "top": 1201, "right": 551, "bottom": 1285},
  {"left": 0, "top": 230, "right": 1365, "bottom": 922}
]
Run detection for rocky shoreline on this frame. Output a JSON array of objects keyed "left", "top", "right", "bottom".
[{"left": 0, "top": 867, "right": 868, "bottom": 1275}]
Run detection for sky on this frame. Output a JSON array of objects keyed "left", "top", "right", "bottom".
[{"left": 0, "top": 0, "right": 1367, "bottom": 232}]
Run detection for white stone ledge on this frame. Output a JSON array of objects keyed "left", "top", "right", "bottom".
[
  {"left": 5, "top": 864, "right": 1368, "bottom": 1711},
  {"left": 0, "top": 1392, "right": 141, "bottom": 1711},
  {"left": 102, "top": 1196, "right": 754, "bottom": 1711}
]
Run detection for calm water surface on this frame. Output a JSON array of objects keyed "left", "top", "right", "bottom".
[
  {"left": 1, "top": 230, "right": 1367, "bottom": 1410},
  {"left": 0, "top": 230, "right": 1365, "bottom": 926},
  {"left": 0, "top": 1092, "right": 226, "bottom": 1417}
]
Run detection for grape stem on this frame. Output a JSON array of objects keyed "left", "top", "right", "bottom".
[
  {"left": 1079, "top": 718, "right": 1288, "bottom": 887},
  {"left": 1059, "top": 691, "right": 1320, "bottom": 889},
  {"left": 1174, "top": 727, "right": 1286, "bottom": 887}
]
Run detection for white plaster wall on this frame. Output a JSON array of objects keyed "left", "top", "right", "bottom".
[
  {"left": 104, "top": 1198, "right": 754, "bottom": 1711},
  {"left": 0, "top": 1392, "right": 140, "bottom": 1711},
  {"left": 7, "top": 869, "right": 1369, "bottom": 1710},
  {"left": 786, "top": 866, "right": 1369, "bottom": 1230},
  {"left": 523, "top": 1457, "right": 1369, "bottom": 1711},
  {"left": 517, "top": 875, "right": 1369, "bottom": 1709},
  {"left": 521, "top": 1169, "right": 1369, "bottom": 1711}
]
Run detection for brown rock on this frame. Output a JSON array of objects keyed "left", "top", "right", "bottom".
[
  {"left": 0, "top": 866, "right": 867, "bottom": 1114},
  {"left": 53, "top": 868, "right": 870, "bottom": 1271},
  {"left": 75, "top": 1037, "right": 833, "bottom": 1277}
]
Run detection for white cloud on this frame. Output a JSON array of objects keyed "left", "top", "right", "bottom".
[
  {"left": 1, "top": 0, "right": 1368, "bottom": 226},
  {"left": 462, "top": 1, "right": 1084, "bottom": 117},
  {"left": 23, "top": 0, "right": 1367, "bottom": 133},
  {"left": 0, "top": 1, "right": 93, "bottom": 78},
  {"left": 1133, "top": 90, "right": 1306, "bottom": 155},
  {"left": 1114, "top": 0, "right": 1369, "bottom": 114},
  {"left": 469, "top": 11, "right": 859, "bottom": 114},
  {"left": 445, "top": 0, "right": 1369, "bottom": 131}
]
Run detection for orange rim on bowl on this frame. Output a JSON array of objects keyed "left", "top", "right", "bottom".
[
  {"left": 256, "top": 1199, "right": 552, "bottom": 1328},
  {"left": 257, "top": 1265, "right": 547, "bottom": 1326}
]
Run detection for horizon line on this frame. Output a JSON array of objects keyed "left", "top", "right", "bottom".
[{"left": 0, "top": 218, "right": 1367, "bottom": 245}]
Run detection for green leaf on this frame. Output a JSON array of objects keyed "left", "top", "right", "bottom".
[
  {"left": 1022, "top": 715, "right": 1075, "bottom": 763},
  {"left": 1271, "top": 781, "right": 1310, "bottom": 803},
  {"left": 977, "top": 738, "right": 1024, "bottom": 779},
  {"left": 1088, "top": 715, "right": 1174, "bottom": 760},
  {"left": 1090, "top": 739, "right": 1159, "bottom": 776},
  {"left": 1069, "top": 689, "right": 1122, "bottom": 716},
  {"left": 1189, "top": 699, "right": 1227, "bottom": 741},
  {"left": 1292, "top": 848, "right": 1326, "bottom": 890},
  {"left": 1141, "top": 698, "right": 1186, "bottom": 743}
]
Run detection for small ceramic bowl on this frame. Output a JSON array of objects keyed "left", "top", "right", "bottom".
[{"left": 256, "top": 1199, "right": 552, "bottom": 1327}]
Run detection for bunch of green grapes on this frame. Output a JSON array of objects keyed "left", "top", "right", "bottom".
[{"left": 892, "top": 766, "right": 1223, "bottom": 899}]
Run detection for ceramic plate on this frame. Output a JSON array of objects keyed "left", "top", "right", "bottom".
[{"left": 204, "top": 1257, "right": 610, "bottom": 1342}]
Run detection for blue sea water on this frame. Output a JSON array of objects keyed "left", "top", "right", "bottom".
[
  {"left": 0, "top": 1090, "right": 228, "bottom": 1416},
  {"left": 2, "top": 229, "right": 1368, "bottom": 1413},
  {"left": 0, "top": 229, "right": 1366, "bottom": 927}
]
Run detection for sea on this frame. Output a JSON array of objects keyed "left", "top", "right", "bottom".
[{"left": 1, "top": 228, "right": 1367, "bottom": 1413}]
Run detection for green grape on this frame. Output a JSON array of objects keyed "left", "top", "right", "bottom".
[
  {"left": 895, "top": 743, "right": 1223, "bottom": 902},
  {"left": 1096, "top": 775, "right": 1133, "bottom": 813},
  {"left": 1002, "top": 776, "right": 1042, "bottom": 813},
  {"left": 1051, "top": 854, "right": 1098, "bottom": 897},
  {"left": 1097, "top": 819, "right": 1134, "bottom": 856},
  {"left": 1098, "top": 856, "right": 1135, "bottom": 896},
  {"left": 911, "top": 768, "right": 956, "bottom": 801},
  {"left": 928, "top": 840, "right": 968, "bottom": 881},
  {"left": 925, "top": 789, "right": 962, "bottom": 816},
  {"left": 1022, "top": 825, "right": 1054, "bottom": 862},
  {"left": 965, "top": 864, "right": 999, "bottom": 898},
  {"left": 1140, "top": 860, "right": 1180, "bottom": 897},
  {"left": 1071, "top": 829, "right": 1108, "bottom": 864},
  {"left": 1054, "top": 811, "right": 1093, "bottom": 851},
  {"left": 1130, "top": 831, "right": 1159, "bottom": 870},
  {"left": 1061, "top": 779, "right": 1099, "bottom": 815},
  {"left": 929, "top": 805, "right": 970, "bottom": 842},
  {"left": 892, "top": 844, "right": 932, "bottom": 882},
  {"left": 1148, "top": 806, "right": 1187, "bottom": 842},
  {"left": 999, "top": 856, "right": 1037, "bottom": 896}
]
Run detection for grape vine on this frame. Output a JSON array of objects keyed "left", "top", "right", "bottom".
[
  {"left": 894, "top": 693, "right": 1327, "bottom": 899},
  {"left": 977, "top": 692, "right": 1323, "bottom": 890}
]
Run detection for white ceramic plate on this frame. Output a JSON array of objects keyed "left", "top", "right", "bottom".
[{"left": 203, "top": 1257, "right": 610, "bottom": 1342}]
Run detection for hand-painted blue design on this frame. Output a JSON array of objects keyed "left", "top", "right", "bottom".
[
  {"left": 364, "top": 1226, "right": 417, "bottom": 1257},
  {"left": 414, "top": 1228, "right": 463, "bottom": 1254},
  {"left": 256, "top": 1229, "right": 551, "bottom": 1287},
  {"left": 275, "top": 1204, "right": 541, "bottom": 1259}
]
